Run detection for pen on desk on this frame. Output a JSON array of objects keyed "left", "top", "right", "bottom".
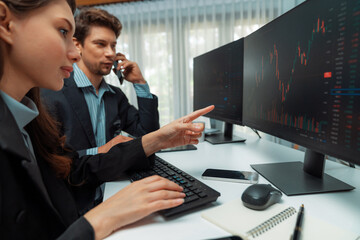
[{"left": 291, "top": 204, "right": 304, "bottom": 240}]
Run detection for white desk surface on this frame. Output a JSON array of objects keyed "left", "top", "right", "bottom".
[{"left": 104, "top": 135, "right": 360, "bottom": 240}]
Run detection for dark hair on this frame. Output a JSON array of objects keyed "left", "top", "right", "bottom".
[
  {"left": 74, "top": 7, "right": 122, "bottom": 45},
  {"left": 0, "top": 0, "right": 77, "bottom": 178},
  {"left": 2, "top": 0, "right": 76, "bottom": 15}
]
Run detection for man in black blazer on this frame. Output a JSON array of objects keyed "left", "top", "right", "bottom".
[
  {"left": 41, "top": 71, "right": 159, "bottom": 156},
  {"left": 41, "top": 8, "right": 159, "bottom": 215}
]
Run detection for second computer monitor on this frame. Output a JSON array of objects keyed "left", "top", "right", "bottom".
[
  {"left": 193, "top": 38, "right": 245, "bottom": 144},
  {"left": 243, "top": 0, "right": 358, "bottom": 195}
]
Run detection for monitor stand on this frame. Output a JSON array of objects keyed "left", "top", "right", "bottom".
[
  {"left": 251, "top": 149, "right": 355, "bottom": 196},
  {"left": 205, "top": 123, "right": 246, "bottom": 144}
]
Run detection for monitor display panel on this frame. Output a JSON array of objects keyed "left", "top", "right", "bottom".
[
  {"left": 243, "top": 0, "right": 358, "bottom": 195},
  {"left": 194, "top": 38, "right": 244, "bottom": 126}
]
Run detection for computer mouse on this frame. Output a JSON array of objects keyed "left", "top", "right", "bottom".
[{"left": 241, "top": 184, "right": 282, "bottom": 210}]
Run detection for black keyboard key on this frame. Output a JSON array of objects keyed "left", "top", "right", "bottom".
[
  {"left": 166, "top": 170, "right": 175, "bottom": 176},
  {"left": 198, "top": 192, "right": 207, "bottom": 198},
  {"left": 194, "top": 189, "right": 202, "bottom": 194},
  {"left": 186, "top": 191, "right": 194, "bottom": 197},
  {"left": 184, "top": 195, "right": 200, "bottom": 203},
  {"left": 159, "top": 173, "right": 168, "bottom": 178},
  {"left": 185, "top": 183, "right": 193, "bottom": 188},
  {"left": 188, "top": 177, "right": 195, "bottom": 182}
]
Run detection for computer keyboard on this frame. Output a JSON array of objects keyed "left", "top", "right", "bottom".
[{"left": 128, "top": 155, "right": 221, "bottom": 217}]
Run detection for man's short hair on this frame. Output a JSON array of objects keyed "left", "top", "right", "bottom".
[{"left": 74, "top": 8, "right": 122, "bottom": 45}]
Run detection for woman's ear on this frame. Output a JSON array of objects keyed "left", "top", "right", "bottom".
[{"left": 0, "top": 2, "right": 14, "bottom": 45}]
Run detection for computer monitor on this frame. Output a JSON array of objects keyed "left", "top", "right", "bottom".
[
  {"left": 243, "top": 0, "right": 358, "bottom": 195},
  {"left": 193, "top": 38, "right": 246, "bottom": 144}
]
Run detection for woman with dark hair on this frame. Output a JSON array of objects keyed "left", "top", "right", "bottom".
[{"left": 0, "top": 0, "right": 213, "bottom": 239}]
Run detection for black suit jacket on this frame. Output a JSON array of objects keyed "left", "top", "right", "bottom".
[
  {"left": 0, "top": 96, "right": 153, "bottom": 239},
  {"left": 41, "top": 73, "right": 160, "bottom": 156}
]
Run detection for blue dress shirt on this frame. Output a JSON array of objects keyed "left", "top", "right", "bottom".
[
  {"left": 0, "top": 90, "right": 39, "bottom": 161},
  {"left": 73, "top": 63, "right": 153, "bottom": 156}
]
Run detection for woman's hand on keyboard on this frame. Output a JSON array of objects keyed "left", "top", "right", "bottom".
[{"left": 84, "top": 175, "right": 185, "bottom": 240}]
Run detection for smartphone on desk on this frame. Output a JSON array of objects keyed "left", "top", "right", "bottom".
[
  {"left": 202, "top": 168, "right": 259, "bottom": 184},
  {"left": 113, "top": 61, "right": 124, "bottom": 85}
]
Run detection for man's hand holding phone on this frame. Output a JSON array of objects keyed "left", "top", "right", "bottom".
[
  {"left": 113, "top": 60, "right": 125, "bottom": 85},
  {"left": 113, "top": 53, "right": 146, "bottom": 85}
]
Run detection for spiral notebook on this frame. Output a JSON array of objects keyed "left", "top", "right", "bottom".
[{"left": 202, "top": 199, "right": 360, "bottom": 240}]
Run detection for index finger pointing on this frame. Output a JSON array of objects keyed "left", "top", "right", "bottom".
[{"left": 183, "top": 105, "right": 214, "bottom": 123}]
